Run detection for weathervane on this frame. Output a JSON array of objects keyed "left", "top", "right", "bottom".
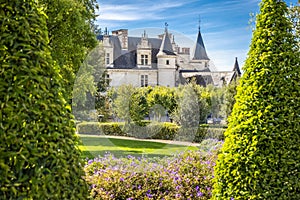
[{"left": 165, "top": 22, "right": 168, "bottom": 32}]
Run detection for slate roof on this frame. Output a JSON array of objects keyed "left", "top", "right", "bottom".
[
  {"left": 192, "top": 30, "right": 209, "bottom": 60},
  {"left": 102, "top": 35, "right": 163, "bottom": 69},
  {"left": 157, "top": 29, "right": 176, "bottom": 56},
  {"left": 233, "top": 57, "right": 241, "bottom": 76}
]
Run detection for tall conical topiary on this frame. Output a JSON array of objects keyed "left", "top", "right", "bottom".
[
  {"left": 0, "top": 1, "right": 88, "bottom": 199},
  {"left": 212, "top": 0, "right": 300, "bottom": 199}
]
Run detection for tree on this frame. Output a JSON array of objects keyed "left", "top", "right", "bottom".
[
  {"left": 39, "top": 0, "right": 99, "bottom": 100},
  {"left": 112, "top": 85, "right": 135, "bottom": 124},
  {"left": 72, "top": 44, "right": 107, "bottom": 121},
  {"left": 220, "top": 78, "right": 239, "bottom": 122},
  {"left": 129, "top": 88, "right": 149, "bottom": 125},
  {"left": 147, "top": 86, "right": 177, "bottom": 120},
  {"left": 206, "top": 84, "right": 225, "bottom": 121},
  {"left": 0, "top": 1, "right": 88, "bottom": 199},
  {"left": 213, "top": 0, "right": 300, "bottom": 199}
]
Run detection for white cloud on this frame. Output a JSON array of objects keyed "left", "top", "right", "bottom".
[{"left": 96, "top": 1, "right": 192, "bottom": 22}]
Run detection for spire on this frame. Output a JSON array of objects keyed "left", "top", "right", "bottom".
[
  {"left": 158, "top": 22, "right": 175, "bottom": 56},
  {"left": 142, "top": 30, "right": 147, "bottom": 38},
  {"left": 192, "top": 21, "right": 209, "bottom": 60},
  {"left": 198, "top": 15, "right": 201, "bottom": 31},
  {"left": 233, "top": 57, "right": 241, "bottom": 76}
]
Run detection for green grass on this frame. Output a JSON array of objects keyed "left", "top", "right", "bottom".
[{"left": 79, "top": 134, "right": 199, "bottom": 159}]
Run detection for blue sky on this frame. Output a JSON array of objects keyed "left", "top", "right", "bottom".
[{"left": 96, "top": 0, "right": 298, "bottom": 71}]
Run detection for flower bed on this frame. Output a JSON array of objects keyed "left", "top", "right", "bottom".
[{"left": 84, "top": 139, "right": 223, "bottom": 199}]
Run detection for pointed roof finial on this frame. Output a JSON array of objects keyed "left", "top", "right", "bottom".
[
  {"left": 198, "top": 15, "right": 201, "bottom": 31},
  {"left": 142, "top": 30, "right": 147, "bottom": 38},
  {"left": 158, "top": 23, "right": 175, "bottom": 56},
  {"left": 165, "top": 22, "right": 168, "bottom": 32}
]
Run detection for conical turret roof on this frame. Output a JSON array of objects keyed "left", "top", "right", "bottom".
[
  {"left": 233, "top": 57, "right": 241, "bottom": 76},
  {"left": 158, "top": 25, "right": 176, "bottom": 56},
  {"left": 192, "top": 29, "right": 209, "bottom": 60}
]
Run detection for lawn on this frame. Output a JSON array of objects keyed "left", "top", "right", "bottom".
[{"left": 79, "top": 134, "right": 199, "bottom": 158}]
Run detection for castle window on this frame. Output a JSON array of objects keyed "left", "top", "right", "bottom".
[
  {"left": 141, "top": 55, "right": 148, "bottom": 65},
  {"left": 106, "top": 53, "right": 110, "bottom": 64},
  {"left": 166, "top": 60, "right": 169, "bottom": 65},
  {"left": 141, "top": 75, "right": 148, "bottom": 87}
]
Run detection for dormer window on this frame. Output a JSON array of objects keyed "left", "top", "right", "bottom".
[{"left": 141, "top": 55, "right": 148, "bottom": 65}]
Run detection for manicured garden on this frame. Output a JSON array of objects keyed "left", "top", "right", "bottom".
[
  {"left": 2, "top": 0, "right": 299, "bottom": 199},
  {"left": 79, "top": 134, "right": 199, "bottom": 158},
  {"left": 83, "top": 138, "right": 223, "bottom": 199}
]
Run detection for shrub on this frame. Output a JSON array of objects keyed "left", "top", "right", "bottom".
[
  {"left": 77, "top": 122, "right": 102, "bottom": 135},
  {"left": 84, "top": 142, "right": 223, "bottom": 199},
  {"left": 77, "top": 122, "right": 225, "bottom": 142},
  {"left": 213, "top": 0, "right": 300, "bottom": 199},
  {"left": 0, "top": 1, "right": 88, "bottom": 199}
]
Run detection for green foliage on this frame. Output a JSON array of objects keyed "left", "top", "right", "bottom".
[
  {"left": 174, "top": 84, "right": 200, "bottom": 127},
  {"left": 213, "top": 0, "right": 300, "bottom": 199},
  {"left": 77, "top": 122, "right": 179, "bottom": 140},
  {"left": 129, "top": 89, "right": 149, "bottom": 125},
  {"left": 84, "top": 147, "right": 221, "bottom": 199},
  {"left": 77, "top": 122, "right": 126, "bottom": 136},
  {"left": 77, "top": 122, "right": 225, "bottom": 142},
  {"left": 207, "top": 84, "right": 225, "bottom": 119},
  {"left": 288, "top": 2, "right": 300, "bottom": 45},
  {"left": 39, "top": 0, "right": 99, "bottom": 100},
  {"left": 172, "top": 83, "right": 211, "bottom": 127},
  {"left": 0, "top": 1, "right": 88, "bottom": 199},
  {"left": 147, "top": 86, "right": 177, "bottom": 116},
  {"left": 72, "top": 44, "right": 109, "bottom": 121},
  {"left": 194, "top": 127, "right": 225, "bottom": 143},
  {"left": 220, "top": 78, "right": 239, "bottom": 121}
]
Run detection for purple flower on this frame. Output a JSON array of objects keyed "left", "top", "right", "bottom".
[
  {"left": 120, "top": 177, "right": 124, "bottom": 181},
  {"left": 195, "top": 185, "right": 199, "bottom": 191},
  {"left": 146, "top": 193, "right": 153, "bottom": 198},
  {"left": 197, "top": 191, "right": 203, "bottom": 197},
  {"left": 231, "top": 198, "right": 234, "bottom": 200}
]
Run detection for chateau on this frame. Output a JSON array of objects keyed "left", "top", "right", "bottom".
[{"left": 98, "top": 25, "right": 241, "bottom": 88}]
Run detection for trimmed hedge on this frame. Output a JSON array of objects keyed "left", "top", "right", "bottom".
[
  {"left": 0, "top": 1, "right": 88, "bottom": 199},
  {"left": 212, "top": 0, "right": 300, "bottom": 199},
  {"left": 77, "top": 122, "right": 225, "bottom": 142}
]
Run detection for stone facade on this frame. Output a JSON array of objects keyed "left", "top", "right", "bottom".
[{"left": 98, "top": 26, "right": 241, "bottom": 88}]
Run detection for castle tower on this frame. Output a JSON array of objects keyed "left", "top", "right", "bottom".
[
  {"left": 231, "top": 57, "right": 242, "bottom": 81},
  {"left": 190, "top": 21, "right": 210, "bottom": 70},
  {"left": 157, "top": 23, "right": 177, "bottom": 87},
  {"left": 103, "top": 27, "right": 114, "bottom": 67}
]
